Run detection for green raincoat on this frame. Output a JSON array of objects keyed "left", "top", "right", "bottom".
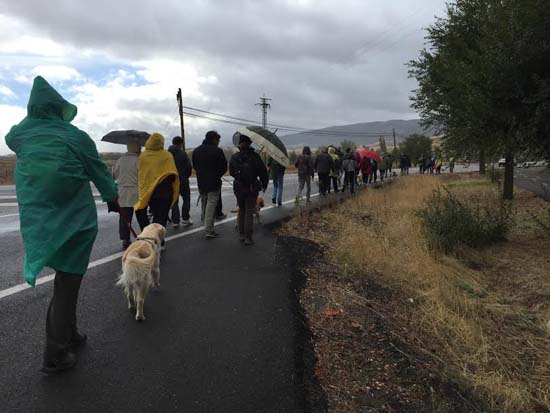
[{"left": 5, "top": 76, "right": 118, "bottom": 286}]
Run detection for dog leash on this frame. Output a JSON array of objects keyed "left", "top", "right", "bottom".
[{"left": 119, "top": 208, "right": 138, "bottom": 239}]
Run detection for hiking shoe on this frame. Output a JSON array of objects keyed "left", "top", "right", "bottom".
[
  {"left": 172, "top": 223, "right": 180, "bottom": 229},
  {"left": 181, "top": 219, "right": 193, "bottom": 226},
  {"left": 215, "top": 213, "right": 227, "bottom": 220},
  {"left": 278, "top": 202, "right": 282, "bottom": 207},
  {"left": 205, "top": 232, "right": 219, "bottom": 239},
  {"left": 239, "top": 236, "right": 246, "bottom": 243},
  {"left": 244, "top": 239, "right": 254, "bottom": 246},
  {"left": 41, "top": 351, "right": 77, "bottom": 374},
  {"left": 70, "top": 331, "right": 87, "bottom": 348}
]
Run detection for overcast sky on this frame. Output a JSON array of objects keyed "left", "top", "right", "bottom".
[{"left": 0, "top": 0, "right": 446, "bottom": 153}]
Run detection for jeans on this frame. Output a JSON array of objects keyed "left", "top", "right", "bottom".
[
  {"left": 236, "top": 191, "right": 257, "bottom": 240},
  {"left": 171, "top": 178, "right": 191, "bottom": 223},
  {"left": 119, "top": 207, "right": 135, "bottom": 241},
  {"left": 45, "top": 271, "right": 82, "bottom": 360},
  {"left": 271, "top": 173, "right": 284, "bottom": 205},
  {"left": 201, "top": 190, "right": 221, "bottom": 235},
  {"left": 297, "top": 174, "right": 311, "bottom": 200}
]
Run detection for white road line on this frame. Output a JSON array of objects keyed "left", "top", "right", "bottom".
[
  {"left": 0, "top": 213, "right": 20, "bottom": 218},
  {"left": 0, "top": 193, "right": 320, "bottom": 300}
]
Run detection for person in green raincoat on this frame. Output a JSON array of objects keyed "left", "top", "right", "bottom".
[{"left": 5, "top": 76, "right": 119, "bottom": 374}]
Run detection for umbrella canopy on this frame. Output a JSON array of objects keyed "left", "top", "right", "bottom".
[
  {"left": 101, "top": 130, "right": 150, "bottom": 146},
  {"left": 358, "top": 148, "right": 382, "bottom": 164},
  {"left": 233, "top": 125, "right": 289, "bottom": 167}
]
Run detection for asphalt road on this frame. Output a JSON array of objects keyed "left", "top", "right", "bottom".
[
  {"left": 0, "top": 173, "right": 330, "bottom": 412},
  {"left": 514, "top": 166, "right": 550, "bottom": 200},
  {"left": 0, "top": 164, "right": 479, "bottom": 412}
]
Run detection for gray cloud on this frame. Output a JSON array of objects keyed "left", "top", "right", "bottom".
[{"left": 1, "top": 0, "right": 446, "bottom": 152}]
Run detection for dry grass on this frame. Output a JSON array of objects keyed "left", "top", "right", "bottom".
[{"left": 283, "top": 174, "right": 550, "bottom": 412}]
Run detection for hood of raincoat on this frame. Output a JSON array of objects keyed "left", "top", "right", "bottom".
[
  {"left": 135, "top": 132, "right": 180, "bottom": 210},
  {"left": 145, "top": 132, "right": 165, "bottom": 151},
  {"left": 26, "top": 76, "right": 78, "bottom": 122},
  {"left": 5, "top": 76, "right": 117, "bottom": 286},
  {"left": 328, "top": 147, "right": 336, "bottom": 155}
]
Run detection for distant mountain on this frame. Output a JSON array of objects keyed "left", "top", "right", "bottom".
[{"left": 280, "top": 119, "right": 435, "bottom": 149}]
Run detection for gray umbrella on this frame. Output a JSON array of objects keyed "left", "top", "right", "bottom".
[
  {"left": 232, "top": 126, "right": 289, "bottom": 167},
  {"left": 101, "top": 130, "right": 150, "bottom": 146}
]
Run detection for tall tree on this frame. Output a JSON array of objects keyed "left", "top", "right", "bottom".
[{"left": 409, "top": 0, "right": 550, "bottom": 199}]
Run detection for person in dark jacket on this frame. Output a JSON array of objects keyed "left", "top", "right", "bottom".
[
  {"left": 315, "top": 147, "right": 334, "bottom": 196},
  {"left": 169, "top": 136, "right": 193, "bottom": 228},
  {"left": 295, "top": 146, "right": 315, "bottom": 203},
  {"left": 268, "top": 157, "right": 285, "bottom": 206},
  {"left": 192, "top": 130, "right": 227, "bottom": 239},
  {"left": 229, "top": 134, "right": 268, "bottom": 245},
  {"left": 341, "top": 148, "right": 357, "bottom": 194}
]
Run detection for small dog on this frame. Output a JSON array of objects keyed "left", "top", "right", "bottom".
[
  {"left": 234, "top": 195, "right": 265, "bottom": 228},
  {"left": 117, "top": 223, "right": 166, "bottom": 321}
]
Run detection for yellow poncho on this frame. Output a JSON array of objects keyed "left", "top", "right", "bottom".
[{"left": 134, "top": 133, "right": 179, "bottom": 210}]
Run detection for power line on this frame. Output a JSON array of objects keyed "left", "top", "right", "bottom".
[
  {"left": 183, "top": 106, "right": 392, "bottom": 136},
  {"left": 183, "top": 110, "right": 392, "bottom": 137}
]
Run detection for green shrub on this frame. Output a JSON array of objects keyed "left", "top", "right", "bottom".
[{"left": 417, "top": 187, "right": 513, "bottom": 253}]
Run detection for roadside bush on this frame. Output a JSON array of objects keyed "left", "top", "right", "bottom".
[{"left": 417, "top": 187, "right": 513, "bottom": 253}]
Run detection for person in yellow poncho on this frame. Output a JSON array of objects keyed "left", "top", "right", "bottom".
[{"left": 134, "top": 133, "right": 179, "bottom": 249}]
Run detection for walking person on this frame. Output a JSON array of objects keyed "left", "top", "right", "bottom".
[
  {"left": 268, "top": 157, "right": 285, "bottom": 206},
  {"left": 192, "top": 130, "right": 228, "bottom": 239},
  {"left": 418, "top": 155, "right": 425, "bottom": 174},
  {"left": 369, "top": 158, "right": 378, "bottom": 183},
  {"left": 360, "top": 155, "right": 372, "bottom": 185},
  {"left": 328, "top": 146, "right": 341, "bottom": 193},
  {"left": 341, "top": 148, "right": 357, "bottom": 193},
  {"left": 169, "top": 136, "right": 193, "bottom": 228},
  {"left": 379, "top": 155, "right": 387, "bottom": 181},
  {"left": 5, "top": 76, "right": 119, "bottom": 373},
  {"left": 114, "top": 142, "right": 141, "bottom": 250},
  {"left": 229, "top": 134, "right": 268, "bottom": 245},
  {"left": 134, "top": 133, "right": 179, "bottom": 249},
  {"left": 449, "top": 157, "right": 456, "bottom": 173},
  {"left": 295, "top": 146, "right": 315, "bottom": 203},
  {"left": 315, "top": 147, "right": 334, "bottom": 196}
]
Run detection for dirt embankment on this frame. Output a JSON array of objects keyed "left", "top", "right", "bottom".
[{"left": 281, "top": 174, "right": 550, "bottom": 412}]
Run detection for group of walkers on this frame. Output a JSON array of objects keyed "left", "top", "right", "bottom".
[
  {"left": 3, "top": 75, "right": 405, "bottom": 374},
  {"left": 292, "top": 145, "right": 396, "bottom": 201},
  {"left": 417, "top": 155, "right": 455, "bottom": 174}
]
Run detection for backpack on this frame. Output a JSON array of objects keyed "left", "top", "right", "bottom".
[{"left": 234, "top": 152, "right": 256, "bottom": 186}]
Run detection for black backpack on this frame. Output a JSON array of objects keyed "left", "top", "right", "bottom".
[{"left": 234, "top": 152, "right": 256, "bottom": 186}]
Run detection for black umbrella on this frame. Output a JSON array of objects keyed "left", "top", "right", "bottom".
[
  {"left": 101, "top": 130, "right": 150, "bottom": 146},
  {"left": 233, "top": 126, "right": 289, "bottom": 167}
]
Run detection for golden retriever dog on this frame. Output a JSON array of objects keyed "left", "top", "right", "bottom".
[
  {"left": 234, "top": 195, "right": 265, "bottom": 228},
  {"left": 117, "top": 223, "right": 166, "bottom": 321}
]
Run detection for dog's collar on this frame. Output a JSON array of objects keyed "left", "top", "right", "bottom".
[{"left": 136, "top": 237, "right": 158, "bottom": 247}]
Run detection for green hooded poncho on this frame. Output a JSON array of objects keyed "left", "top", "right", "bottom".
[{"left": 5, "top": 76, "right": 118, "bottom": 286}]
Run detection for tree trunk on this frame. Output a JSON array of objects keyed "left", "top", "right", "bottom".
[
  {"left": 479, "top": 147, "right": 486, "bottom": 174},
  {"left": 503, "top": 153, "right": 514, "bottom": 200}
]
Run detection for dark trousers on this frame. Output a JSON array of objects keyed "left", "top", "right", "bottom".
[
  {"left": 136, "top": 194, "right": 173, "bottom": 230},
  {"left": 330, "top": 176, "right": 339, "bottom": 193},
  {"left": 343, "top": 171, "right": 355, "bottom": 193},
  {"left": 369, "top": 168, "right": 378, "bottom": 183},
  {"left": 318, "top": 173, "right": 330, "bottom": 195},
  {"left": 379, "top": 169, "right": 385, "bottom": 181},
  {"left": 236, "top": 191, "right": 257, "bottom": 240},
  {"left": 45, "top": 271, "right": 82, "bottom": 359},
  {"left": 171, "top": 178, "right": 191, "bottom": 223},
  {"left": 216, "top": 196, "right": 223, "bottom": 216},
  {"left": 118, "top": 207, "right": 140, "bottom": 241}
]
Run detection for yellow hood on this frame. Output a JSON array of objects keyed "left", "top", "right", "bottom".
[
  {"left": 134, "top": 132, "right": 180, "bottom": 210},
  {"left": 145, "top": 132, "right": 165, "bottom": 151}
]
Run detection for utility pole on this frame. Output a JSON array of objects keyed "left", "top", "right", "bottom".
[
  {"left": 176, "top": 88, "right": 185, "bottom": 150},
  {"left": 393, "top": 128, "right": 396, "bottom": 151},
  {"left": 256, "top": 95, "right": 272, "bottom": 129}
]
